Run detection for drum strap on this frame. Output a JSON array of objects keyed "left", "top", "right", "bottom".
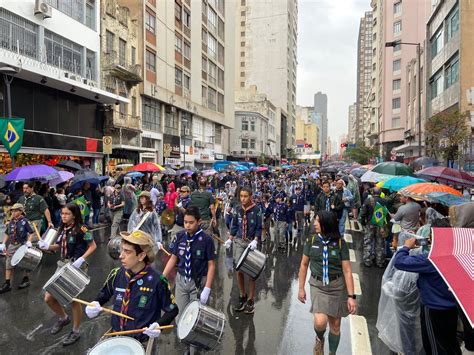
[{"left": 120, "top": 266, "right": 150, "bottom": 330}]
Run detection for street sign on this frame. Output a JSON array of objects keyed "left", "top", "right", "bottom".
[{"left": 103, "top": 136, "right": 112, "bottom": 154}]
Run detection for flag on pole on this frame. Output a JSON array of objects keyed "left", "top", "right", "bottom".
[
  {"left": 0, "top": 118, "right": 25, "bottom": 157},
  {"left": 73, "top": 196, "right": 90, "bottom": 217},
  {"left": 371, "top": 202, "right": 389, "bottom": 226}
]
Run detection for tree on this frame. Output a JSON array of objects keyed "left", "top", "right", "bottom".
[
  {"left": 346, "top": 141, "right": 378, "bottom": 164},
  {"left": 425, "top": 110, "right": 470, "bottom": 165}
]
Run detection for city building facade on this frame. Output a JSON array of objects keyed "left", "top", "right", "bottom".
[
  {"left": 348, "top": 103, "right": 357, "bottom": 144},
  {"left": 314, "top": 91, "right": 328, "bottom": 155},
  {"left": 295, "top": 107, "right": 319, "bottom": 153}
]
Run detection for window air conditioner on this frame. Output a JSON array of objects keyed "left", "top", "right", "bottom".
[
  {"left": 184, "top": 128, "right": 190, "bottom": 135},
  {"left": 34, "top": 0, "right": 52, "bottom": 18}
]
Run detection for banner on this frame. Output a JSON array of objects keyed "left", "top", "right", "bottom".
[
  {"left": 73, "top": 196, "right": 90, "bottom": 217},
  {"left": 0, "top": 118, "right": 25, "bottom": 157}
]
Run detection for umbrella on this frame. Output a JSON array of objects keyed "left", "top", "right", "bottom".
[
  {"left": 202, "top": 169, "right": 217, "bottom": 177},
  {"left": 429, "top": 227, "right": 474, "bottom": 327},
  {"left": 235, "top": 165, "right": 250, "bottom": 172},
  {"left": 116, "top": 163, "right": 134, "bottom": 170},
  {"left": 376, "top": 176, "right": 425, "bottom": 193},
  {"left": 371, "top": 162, "right": 414, "bottom": 176},
  {"left": 176, "top": 169, "right": 193, "bottom": 176},
  {"left": 281, "top": 164, "right": 293, "bottom": 169},
  {"left": 49, "top": 171, "right": 74, "bottom": 186},
  {"left": 182, "top": 166, "right": 198, "bottom": 172},
  {"left": 71, "top": 169, "right": 100, "bottom": 185},
  {"left": 399, "top": 183, "right": 463, "bottom": 202},
  {"left": 256, "top": 166, "right": 269, "bottom": 172},
  {"left": 320, "top": 166, "right": 337, "bottom": 173},
  {"left": 360, "top": 170, "right": 394, "bottom": 183},
  {"left": 56, "top": 160, "right": 82, "bottom": 171},
  {"left": 125, "top": 171, "right": 144, "bottom": 178},
  {"left": 415, "top": 166, "right": 474, "bottom": 187},
  {"left": 426, "top": 192, "right": 471, "bottom": 206},
  {"left": 162, "top": 167, "right": 177, "bottom": 176},
  {"left": 350, "top": 167, "right": 368, "bottom": 178},
  {"left": 130, "top": 162, "right": 164, "bottom": 172},
  {"left": 409, "top": 156, "right": 439, "bottom": 170},
  {"left": 5, "top": 164, "right": 60, "bottom": 182}
]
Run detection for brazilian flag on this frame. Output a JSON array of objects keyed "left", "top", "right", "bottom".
[
  {"left": 371, "top": 202, "right": 389, "bottom": 226},
  {"left": 0, "top": 118, "right": 25, "bottom": 157},
  {"left": 73, "top": 196, "right": 90, "bottom": 217}
]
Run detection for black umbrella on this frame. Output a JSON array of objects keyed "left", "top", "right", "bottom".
[
  {"left": 56, "top": 160, "right": 82, "bottom": 171},
  {"left": 410, "top": 156, "right": 439, "bottom": 170},
  {"left": 71, "top": 169, "right": 99, "bottom": 185}
]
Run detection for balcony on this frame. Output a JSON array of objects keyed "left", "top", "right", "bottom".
[
  {"left": 103, "top": 51, "right": 142, "bottom": 85},
  {"left": 105, "top": 110, "right": 141, "bottom": 131}
]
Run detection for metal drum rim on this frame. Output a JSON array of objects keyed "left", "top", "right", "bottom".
[{"left": 87, "top": 336, "right": 145, "bottom": 355}]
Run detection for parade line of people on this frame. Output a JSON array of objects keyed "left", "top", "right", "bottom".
[{"left": 0, "top": 164, "right": 473, "bottom": 354}]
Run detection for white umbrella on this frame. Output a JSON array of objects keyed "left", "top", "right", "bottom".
[{"left": 360, "top": 171, "right": 394, "bottom": 183}]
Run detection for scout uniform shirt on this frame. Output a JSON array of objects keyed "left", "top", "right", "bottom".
[
  {"left": 274, "top": 202, "right": 291, "bottom": 223},
  {"left": 18, "top": 194, "right": 48, "bottom": 221},
  {"left": 171, "top": 228, "right": 215, "bottom": 282},
  {"left": 291, "top": 193, "right": 305, "bottom": 212},
  {"left": 56, "top": 225, "right": 93, "bottom": 261},
  {"left": 8, "top": 216, "right": 33, "bottom": 245},
  {"left": 303, "top": 235, "right": 350, "bottom": 279},
  {"left": 230, "top": 204, "right": 263, "bottom": 240},
  {"left": 95, "top": 266, "right": 177, "bottom": 341}
]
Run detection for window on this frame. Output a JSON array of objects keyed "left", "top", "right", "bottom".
[
  {"left": 165, "top": 111, "right": 179, "bottom": 136},
  {"left": 183, "top": 41, "right": 191, "bottom": 59},
  {"left": 250, "top": 120, "right": 255, "bottom": 131},
  {"left": 45, "top": 0, "right": 84, "bottom": 24},
  {"left": 241, "top": 139, "right": 249, "bottom": 149},
  {"left": 241, "top": 10, "right": 245, "bottom": 16},
  {"left": 202, "top": 28, "right": 208, "bottom": 45},
  {"left": 208, "top": 88, "right": 217, "bottom": 110},
  {"left": 208, "top": 8, "right": 217, "bottom": 32},
  {"left": 241, "top": 119, "right": 248, "bottom": 131},
  {"left": 393, "top": 2, "right": 401, "bottom": 15},
  {"left": 142, "top": 97, "right": 161, "bottom": 132},
  {"left": 202, "top": 56, "right": 207, "bottom": 73},
  {"left": 183, "top": 8, "right": 191, "bottom": 27},
  {"left": 392, "top": 79, "right": 401, "bottom": 91},
  {"left": 145, "top": 10, "right": 155, "bottom": 33},
  {"left": 208, "top": 35, "right": 217, "bottom": 59},
  {"left": 392, "top": 97, "right": 401, "bottom": 109},
  {"left": 393, "top": 59, "right": 401, "bottom": 72},
  {"left": 393, "top": 21, "right": 402, "bottom": 35},
  {"left": 119, "top": 38, "right": 126, "bottom": 66},
  {"left": 218, "top": 17, "right": 225, "bottom": 40},
  {"left": 175, "top": 2, "right": 182, "bottom": 20},
  {"left": 175, "top": 67, "right": 183, "bottom": 86},
  {"left": 208, "top": 61, "right": 217, "bottom": 85},
  {"left": 0, "top": 9, "right": 38, "bottom": 59},
  {"left": 218, "top": 43, "right": 224, "bottom": 65},
  {"left": 202, "top": 85, "right": 207, "bottom": 106},
  {"left": 175, "top": 34, "right": 182, "bottom": 53},
  {"left": 446, "top": 7, "right": 459, "bottom": 41},
  {"left": 183, "top": 73, "right": 191, "bottom": 90},
  {"left": 218, "top": 68, "right": 224, "bottom": 89},
  {"left": 86, "top": 0, "right": 95, "bottom": 29},
  {"left": 445, "top": 54, "right": 459, "bottom": 88},
  {"left": 430, "top": 70, "right": 443, "bottom": 99},
  {"left": 86, "top": 50, "right": 96, "bottom": 80},
  {"left": 131, "top": 96, "right": 137, "bottom": 116},
  {"left": 146, "top": 49, "right": 156, "bottom": 71},
  {"left": 217, "top": 93, "right": 224, "bottom": 113},
  {"left": 393, "top": 43, "right": 401, "bottom": 52},
  {"left": 431, "top": 28, "right": 443, "bottom": 58},
  {"left": 44, "top": 30, "right": 83, "bottom": 75},
  {"left": 106, "top": 30, "right": 114, "bottom": 54},
  {"left": 250, "top": 139, "right": 256, "bottom": 149},
  {"left": 215, "top": 125, "right": 222, "bottom": 144},
  {"left": 131, "top": 46, "right": 136, "bottom": 65},
  {"left": 392, "top": 116, "right": 401, "bottom": 128}
]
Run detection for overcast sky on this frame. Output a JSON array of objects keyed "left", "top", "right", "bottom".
[{"left": 297, "top": 0, "right": 370, "bottom": 142}]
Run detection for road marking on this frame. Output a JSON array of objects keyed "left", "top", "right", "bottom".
[
  {"left": 344, "top": 233, "right": 353, "bottom": 243},
  {"left": 349, "top": 249, "right": 356, "bottom": 262},
  {"left": 352, "top": 273, "right": 361, "bottom": 295},
  {"left": 349, "top": 315, "right": 372, "bottom": 355},
  {"left": 351, "top": 220, "right": 363, "bottom": 232}
]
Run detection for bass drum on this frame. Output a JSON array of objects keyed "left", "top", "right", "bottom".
[
  {"left": 107, "top": 236, "right": 122, "bottom": 260},
  {"left": 88, "top": 336, "right": 145, "bottom": 355}
]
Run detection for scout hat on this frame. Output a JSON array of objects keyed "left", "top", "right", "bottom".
[
  {"left": 139, "top": 191, "right": 151, "bottom": 199},
  {"left": 120, "top": 230, "right": 156, "bottom": 263},
  {"left": 11, "top": 203, "right": 25, "bottom": 212}
]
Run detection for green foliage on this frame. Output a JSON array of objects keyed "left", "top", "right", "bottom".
[
  {"left": 346, "top": 141, "right": 377, "bottom": 164},
  {"left": 257, "top": 153, "right": 267, "bottom": 165}
]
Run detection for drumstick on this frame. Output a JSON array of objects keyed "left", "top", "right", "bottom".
[
  {"left": 212, "top": 234, "right": 225, "bottom": 244},
  {"left": 160, "top": 246, "right": 171, "bottom": 256},
  {"left": 32, "top": 223, "right": 42, "bottom": 241},
  {"left": 103, "top": 325, "right": 174, "bottom": 336},
  {"left": 71, "top": 298, "right": 135, "bottom": 320}
]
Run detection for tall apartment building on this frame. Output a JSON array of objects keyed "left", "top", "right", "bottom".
[
  {"left": 348, "top": 103, "right": 357, "bottom": 143},
  {"left": 235, "top": 0, "right": 297, "bottom": 159},
  {"left": 355, "top": 11, "right": 373, "bottom": 143},
  {"left": 427, "top": 0, "right": 474, "bottom": 169},
  {"left": 0, "top": 1, "right": 124, "bottom": 172},
  {"left": 314, "top": 92, "right": 328, "bottom": 155},
  {"left": 379, "top": 0, "right": 431, "bottom": 159},
  {"left": 296, "top": 105, "right": 319, "bottom": 152},
  {"left": 123, "top": 0, "right": 235, "bottom": 167}
]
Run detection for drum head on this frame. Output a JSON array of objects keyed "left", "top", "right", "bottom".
[
  {"left": 88, "top": 336, "right": 144, "bottom": 355},
  {"left": 11, "top": 245, "right": 27, "bottom": 266},
  {"left": 177, "top": 301, "right": 200, "bottom": 340},
  {"left": 235, "top": 246, "right": 250, "bottom": 270}
]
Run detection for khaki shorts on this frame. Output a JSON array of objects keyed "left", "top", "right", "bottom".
[
  {"left": 5, "top": 243, "right": 22, "bottom": 270},
  {"left": 233, "top": 238, "right": 250, "bottom": 268}
]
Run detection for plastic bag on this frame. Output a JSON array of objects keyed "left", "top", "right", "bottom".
[{"left": 376, "top": 249, "right": 423, "bottom": 354}]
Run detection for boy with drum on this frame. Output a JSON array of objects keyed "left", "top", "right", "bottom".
[
  {"left": 0, "top": 203, "right": 35, "bottom": 293},
  {"left": 225, "top": 186, "right": 262, "bottom": 314}
]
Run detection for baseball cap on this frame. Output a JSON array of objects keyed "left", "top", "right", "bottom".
[{"left": 120, "top": 230, "right": 156, "bottom": 263}]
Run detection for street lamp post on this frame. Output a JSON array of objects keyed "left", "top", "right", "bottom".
[
  {"left": 385, "top": 41, "right": 422, "bottom": 158},
  {"left": 182, "top": 118, "right": 188, "bottom": 168},
  {"left": 1, "top": 65, "right": 20, "bottom": 168}
]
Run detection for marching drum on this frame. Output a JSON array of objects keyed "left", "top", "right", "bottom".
[
  {"left": 11, "top": 245, "right": 43, "bottom": 271},
  {"left": 43, "top": 263, "right": 90, "bottom": 307},
  {"left": 107, "top": 236, "right": 122, "bottom": 260},
  {"left": 41, "top": 227, "right": 59, "bottom": 249},
  {"left": 235, "top": 247, "right": 267, "bottom": 280},
  {"left": 177, "top": 301, "right": 226, "bottom": 351},
  {"left": 88, "top": 336, "right": 145, "bottom": 355}
]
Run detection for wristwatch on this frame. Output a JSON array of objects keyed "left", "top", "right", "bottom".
[{"left": 347, "top": 294, "right": 356, "bottom": 299}]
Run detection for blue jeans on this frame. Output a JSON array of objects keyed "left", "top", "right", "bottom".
[
  {"left": 93, "top": 208, "right": 100, "bottom": 224},
  {"left": 339, "top": 209, "right": 348, "bottom": 235}
]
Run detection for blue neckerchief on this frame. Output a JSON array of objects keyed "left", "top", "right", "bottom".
[
  {"left": 184, "top": 228, "right": 203, "bottom": 282},
  {"left": 319, "top": 234, "right": 331, "bottom": 285}
]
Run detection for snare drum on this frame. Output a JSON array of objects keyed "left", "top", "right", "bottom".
[
  {"left": 107, "top": 236, "right": 122, "bottom": 260},
  {"left": 41, "top": 227, "right": 59, "bottom": 249},
  {"left": 88, "top": 336, "right": 145, "bottom": 355},
  {"left": 43, "top": 262, "right": 90, "bottom": 306},
  {"left": 177, "top": 301, "right": 226, "bottom": 351},
  {"left": 11, "top": 245, "right": 43, "bottom": 271},
  {"left": 235, "top": 247, "right": 266, "bottom": 280}
]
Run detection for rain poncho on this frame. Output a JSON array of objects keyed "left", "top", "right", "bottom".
[{"left": 127, "top": 208, "right": 162, "bottom": 243}]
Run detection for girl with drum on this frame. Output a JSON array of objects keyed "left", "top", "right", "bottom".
[
  {"left": 39, "top": 203, "right": 97, "bottom": 346},
  {"left": 297, "top": 211, "right": 357, "bottom": 355},
  {"left": 128, "top": 191, "right": 162, "bottom": 250}
]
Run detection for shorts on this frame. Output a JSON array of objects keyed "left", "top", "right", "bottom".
[
  {"left": 5, "top": 243, "right": 22, "bottom": 270},
  {"left": 233, "top": 238, "right": 250, "bottom": 268}
]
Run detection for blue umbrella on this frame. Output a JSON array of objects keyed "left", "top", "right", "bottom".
[
  {"left": 235, "top": 165, "right": 250, "bottom": 171},
  {"left": 281, "top": 164, "right": 293, "bottom": 169},
  {"left": 176, "top": 169, "right": 193, "bottom": 176},
  {"left": 125, "top": 171, "right": 144, "bottom": 178},
  {"left": 378, "top": 176, "right": 425, "bottom": 192},
  {"left": 6, "top": 164, "right": 59, "bottom": 182},
  {"left": 426, "top": 192, "right": 471, "bottom": 206}
]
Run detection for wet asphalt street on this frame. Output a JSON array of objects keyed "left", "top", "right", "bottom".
[{"left": 0, "top": 220, "right": 393, "bottom": 355}]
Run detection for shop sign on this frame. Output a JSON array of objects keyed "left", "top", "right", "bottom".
[
  {"left": 165, "top": 158, "right": 181, "bottom": 165},
  {"left": 200, "top": 153, "right": 210, "bottom": 160},
  {"left": 163, "top": 134, "right": 180, "bottom": 158},
  {"left": 215, "top": 153, "right": 225, "bottom": 160},
  {"left": 103, "top": 136, "right": 112, "bottom": 154}
]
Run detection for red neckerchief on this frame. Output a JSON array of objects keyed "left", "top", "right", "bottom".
[
  {"left": 241, "top": 202, "right": 256, "bottom": 241},
  {"left": 10, "top": 216, "right": 21, "bottom": 243},
  {"left": 60, "top": 224, "right": 74, "bottom": 259},
  {"left": 120, "top": 265, "right": 150, "bottom": 330}
]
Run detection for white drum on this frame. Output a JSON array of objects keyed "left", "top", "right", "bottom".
[
  {"left": 88, "top": 336, "right": 145, "bottom": 355},
  {"left": 177, "top": 301, "right": 226, "bottom": 351}
]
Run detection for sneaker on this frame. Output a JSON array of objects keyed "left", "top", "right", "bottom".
[
  {"left": 234, "top": 295, "right": 247, "bottom": 312},
  {"left": 50, "top": 316, "right": 70, "bottom": 335},
  {"left": 62, "top": 331, "right": 80, "bottom": 346},
  {"left": 244, "top": 299, "right": 255, "bottom": 314},
  {"left": 18, "top": 278, "right": 30, "bottom": 289},
  {"left": 0, "top": 282, "right": 11, "bottom": 294},
  {"left": 313, "top": 336, "right": 324, "bottom": 355}
]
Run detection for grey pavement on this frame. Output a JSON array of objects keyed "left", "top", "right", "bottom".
[{"left": 0, "top": 221, "right": 392, "bottom": 354}]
